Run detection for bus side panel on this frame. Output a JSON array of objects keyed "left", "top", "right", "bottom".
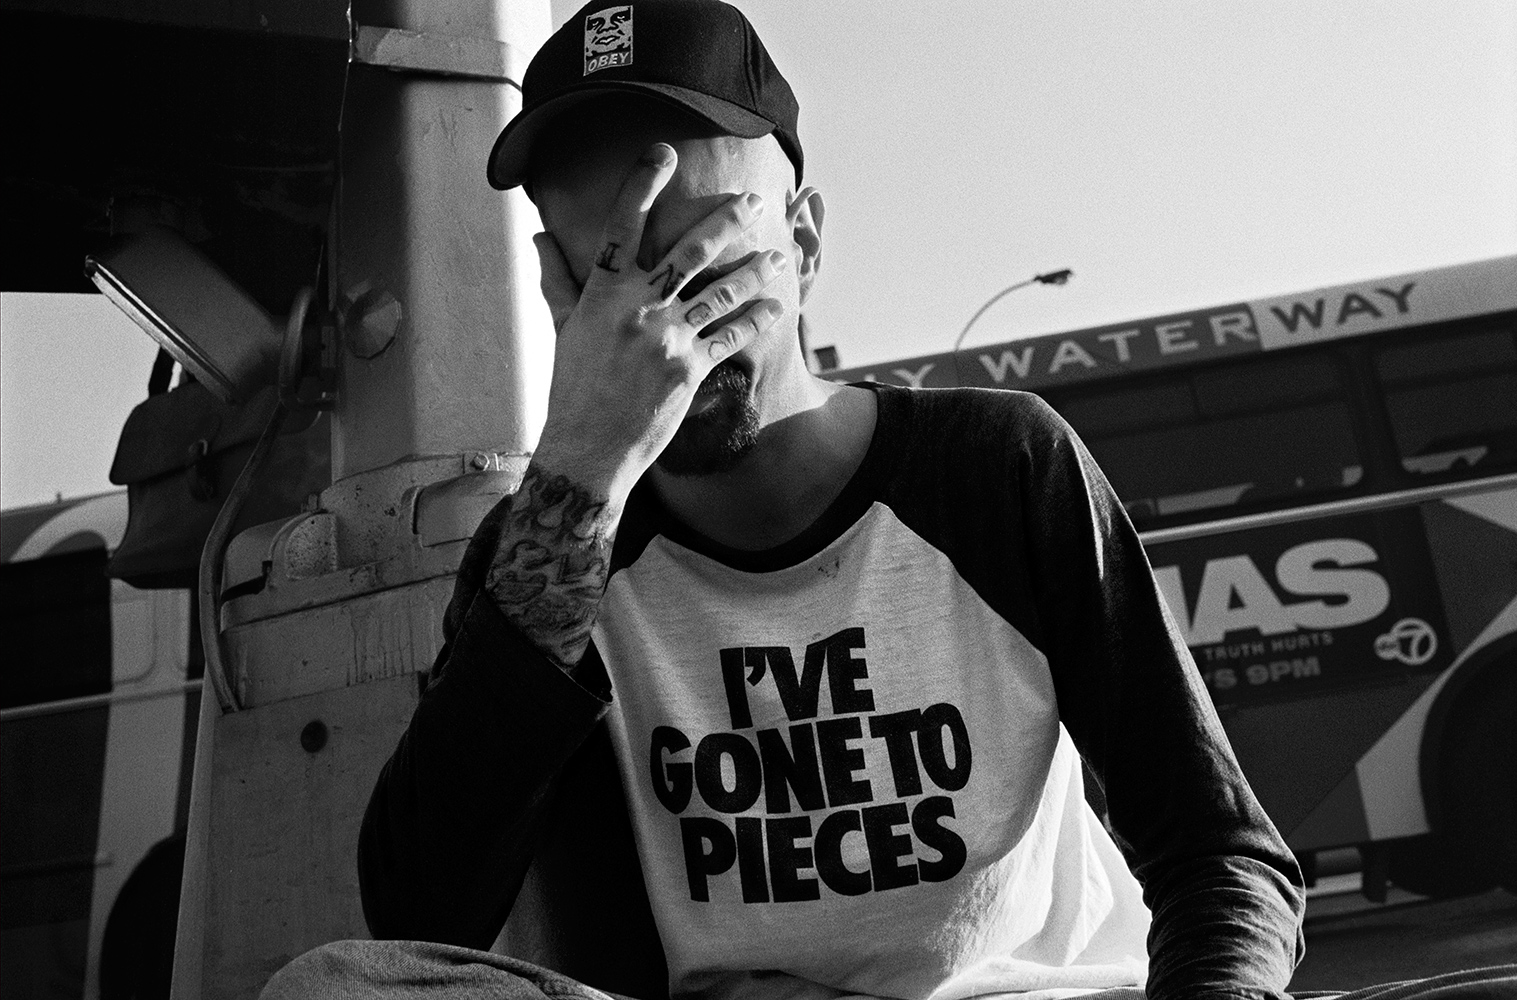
[
  {"left": 1145, "top": 507, "right": 1453, "bottom": 844},
  {"left": 1351, "top": 486, "right": 1517, "bottom": 841},
  {"left": 1421, "top": 490, "right": 1517, "bottom": 657},
  {"left": 85, "top": 587, "right": 192, "bottom": 999},
  {"left": 1286, "top": 767, "right": 1372, "bottom": 850}
]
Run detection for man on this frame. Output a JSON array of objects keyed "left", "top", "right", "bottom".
[{"left": 265, "top": 4, "right": 1513, "bottom": 1000}]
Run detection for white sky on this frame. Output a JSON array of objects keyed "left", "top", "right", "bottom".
[
  {"left": 3, "top": 0, "right": 1514, "bottom": 508},
  {"left": 740, "top": 0, "right": 1517, "bottom": 363},
  {"left": 1, "top": 293, "right": 160, "bottom": 508}
]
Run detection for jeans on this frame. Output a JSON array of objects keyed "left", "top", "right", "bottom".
[{"left": 259, "top": 941, "right": 1517, "bottom": 1000}]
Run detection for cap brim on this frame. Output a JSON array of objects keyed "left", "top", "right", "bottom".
[{"left": 487, "top": 82, "right": 777, "bottom": 191}]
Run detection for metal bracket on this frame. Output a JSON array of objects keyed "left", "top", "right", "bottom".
[
  {"left": 351, "top": 25, "right": 526, "bottom": 86},
  {"left": 413, "top": 458, "right": 529, "bottom": 548}
]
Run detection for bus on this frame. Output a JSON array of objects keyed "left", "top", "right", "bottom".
[
  {"left": 824, "top": 255, "right": 1517, "bottom": 899},
  {"left": 0, "top": 492, "right": 200, "bottom": 1000}
]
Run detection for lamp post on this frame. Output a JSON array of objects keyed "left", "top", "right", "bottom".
[{"left": 952, "top": 268, "right": 1073, "bottom": 353}]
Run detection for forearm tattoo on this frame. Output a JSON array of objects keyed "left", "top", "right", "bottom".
[{"left": 484, "top": 467, "right": 617, "bottom": 672}]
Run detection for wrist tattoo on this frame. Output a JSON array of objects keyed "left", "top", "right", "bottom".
[
  {"left": 485, "top": 467, "right": 616, "bottom": 671},
  {"left": 595, "top": 242, "right": 621, "bottom": 273},
  {"left": 648, "top": 262, "right": 683, "bottom": 299}
]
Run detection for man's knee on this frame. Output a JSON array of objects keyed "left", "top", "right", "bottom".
[
  {"left": 257, "top": 938, "right": 596, "bottom": 1000},
  {"left": 259, "top": 940, "right": 391, "bottom": 1000}
]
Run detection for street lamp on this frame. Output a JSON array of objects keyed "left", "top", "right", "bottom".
[{"left": 952, "top": 268, "right": 1073, "bottom": 353}]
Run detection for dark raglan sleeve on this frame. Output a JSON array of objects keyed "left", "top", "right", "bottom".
[
  {"left": 1013, "top": 395, "right": 1306, "bottom": 998},
  {"left": 357, "top": 493, "right": 612, "bottom": 948}
]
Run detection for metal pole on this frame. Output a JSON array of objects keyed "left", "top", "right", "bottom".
[
  {"left": 952, "top": 269, "right": 1075, "bottom": 353},
  {"left": 334, "top": 0, "right": 554, "bottom": 477},
  {"left": 170, "top": 4, "right": 552, "bottom": 997}
]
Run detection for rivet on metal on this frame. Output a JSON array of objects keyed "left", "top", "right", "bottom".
[{"left": 300, "top": 719, "right": 329, "bottom": 753}]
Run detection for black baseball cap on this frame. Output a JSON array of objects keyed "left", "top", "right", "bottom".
[{"left": 487, "top": 0, "right": 803, "bottom": 192}]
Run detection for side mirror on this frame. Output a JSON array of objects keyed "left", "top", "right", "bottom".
[{"left": 85, "top": 227, "right": 283, "bottom": 405}]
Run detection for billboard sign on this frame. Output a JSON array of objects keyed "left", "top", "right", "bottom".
[
  {"left": 825, "top": 256, "right": 1517, "bottom": 392},
  {"left": 1145, "top": 508, "right": 1453, "bottom": 707}
]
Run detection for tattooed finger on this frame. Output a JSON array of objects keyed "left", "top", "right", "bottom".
[
  {"left": 647, "top": 262, "right": 684, "bottom": 300},
  {"left": 595, "top": 242, "right": 622, "bottom": 273}
]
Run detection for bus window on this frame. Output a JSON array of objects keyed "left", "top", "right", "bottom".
[
  {"left": 1373, "top": 327, "right": 1517, "bottom": 476},
  {"left": 1191, "top": 352, "right": 1343, "bottom": 415},
  {"left": 1058, "top": 381, "right": 1192, "bottom": 439},
  {"left": 0, "top": 547, "right": 112, "bottom": 709},
  {"left": 1, "top": 546, "right": 114, "bottom": 999},
  {"left": 1053, "top": 353, "right": 1363, "bottom": 526}
]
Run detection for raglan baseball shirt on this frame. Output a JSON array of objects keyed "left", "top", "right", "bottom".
[{"left": 360, "top": 385, "right": 1306, "bottom": 1000}]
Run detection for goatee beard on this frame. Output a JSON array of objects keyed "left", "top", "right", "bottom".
[{"left": 656, "top": 361, "right": 760, "bottom": 476}]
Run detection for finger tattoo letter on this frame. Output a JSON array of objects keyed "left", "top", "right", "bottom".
[
  {"left": 684, "top": 301, "right": 714, "bottom": 327},
  {"left": 647, "top": 262, "right": 683, "bottom": 299},
  {"left": 595, "top": 242, "right": 621, "bottom": 273}
]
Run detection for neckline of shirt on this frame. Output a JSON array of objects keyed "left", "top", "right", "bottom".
[{"left": 629, "top": 381, "right": 907, "bottom": 574}]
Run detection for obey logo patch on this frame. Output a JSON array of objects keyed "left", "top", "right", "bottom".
[{"left": 584, "top": 5, "right": 633, "bottom": 75}]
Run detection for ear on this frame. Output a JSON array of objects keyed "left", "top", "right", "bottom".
[{"left": 785, "top": 186, "right": 825, "bottom": 305}]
